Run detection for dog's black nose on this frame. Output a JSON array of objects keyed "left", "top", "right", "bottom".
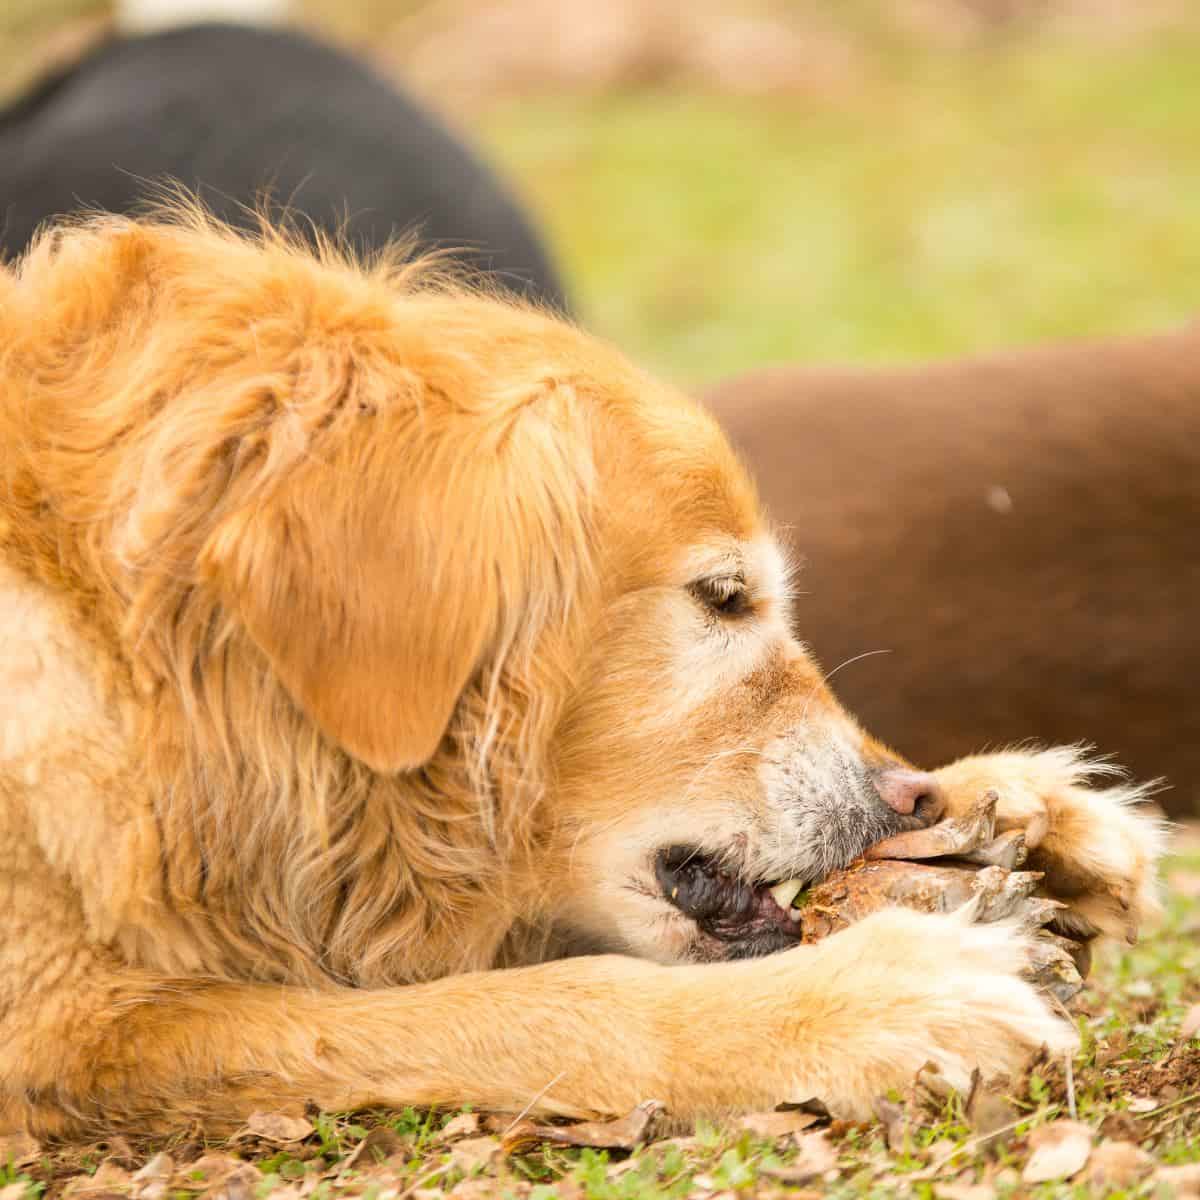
[{"left": 872, "top": 767, "right": 943, "bottom": 822}]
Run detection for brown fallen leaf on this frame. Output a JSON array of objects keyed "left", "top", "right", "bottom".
[
  {"left": 340, "top": 1126, "right": 409, "bottom": 1171},
  {"left": 449, "top": 1136, "right": 501, "bottom": 1174},
  {"left": 448, "top": 1182, "right": 507, "bottom": 1200},
  {"left": 1084, "top": 1140, "right": 1153, "bottom": 1190},
  {"left": 872, "top": 1096, "right": 911, "bottom": 1153},
  {"left": 737, "top": 1110, "right": 819, "bottom": 1139},
  {"left": 74, "top": 1162, "right": 132, "bottom": 1194},
  {"left": 62, "top": 1177, "right": 124, "bottom": 1199},
  {"left": 183, "top": 1153, "right": 246, "bottom": 1186},
  {"left": 1021, "top": 1120, "right": 1094, "bottom": 1184},
  {"left": 214, "top": 1165, "right": 263, "bottom": 1200},
  {"left": 501, "top": 1100, "right": 664, "bottom": 1153},
  {"left": 130, "top": 1152, "right": 174, "bottom": 1200},
  {"left": 1155, "top": 1163, "right": 1200, "bottom": 1198},
  {"left": 440, "top": 1113, "right": 482, "bottom": 1141},
  {"left": 759, "top": 1130, "right": 837, "bottom": 1185},
  {"left": 935, "top": 1182, "right": 996, "bottom": 1200},
  {"left": 966, "top": 1085, "right": 1017, "bottom": 1153},
  {"left": 243, "top": 1111, "right": 314, "bottom": 1143}
]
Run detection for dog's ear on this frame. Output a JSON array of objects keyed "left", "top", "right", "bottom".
[{"left": 198, "top": 387, "right": 594, "bottom": 774}]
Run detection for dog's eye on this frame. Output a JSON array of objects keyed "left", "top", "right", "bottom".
[{"left": 690, "top": 576, "right": 751, "bottom": 618}]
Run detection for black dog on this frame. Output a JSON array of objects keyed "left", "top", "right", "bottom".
[{"left": 0, "top": 21, "right": 568, "bottom": 309}]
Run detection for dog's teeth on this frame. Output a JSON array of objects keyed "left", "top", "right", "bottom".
[
  {"left": 769, "top": 879, "right": 804, "bottom": 909},
  {"left": 787, "top": 907, "right": 803, "bottom": 923}
]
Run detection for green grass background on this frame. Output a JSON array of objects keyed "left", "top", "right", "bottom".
[{"left": 474, "top": 38, "right": 1200, "bottom": 386}]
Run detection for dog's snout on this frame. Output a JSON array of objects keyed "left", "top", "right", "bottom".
[{"left": 872, "top": 767, "right": 943, "bottom": 820}]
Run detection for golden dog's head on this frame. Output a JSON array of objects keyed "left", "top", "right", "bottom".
[{"left": 7, "top": 212, "right": 940, "bottom": 971}]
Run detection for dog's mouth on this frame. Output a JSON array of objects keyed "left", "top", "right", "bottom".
[
  {"left": 654, "top": 845, "right": 811, "bottom": 958},
  {"left": 654, "top": 805, "right": 932, "bottom": 959}
]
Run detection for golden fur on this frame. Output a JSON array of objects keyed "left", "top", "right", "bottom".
[{"left": 0, "top": 211, "right": 1163, "bottom": 1137}]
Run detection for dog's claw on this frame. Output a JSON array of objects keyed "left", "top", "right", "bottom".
[
  {"left": 867, "top": 791, "right": 998, "bottom": 861},
  {"left": 853, "top": 789, "right": 1094, "bottom": 1002},
  {"left": 1025, "top": 933, "right": 1085, "bottom": 1005},
  {"left": 960, "top": 828, "right": 1028, "bottom": 870}
]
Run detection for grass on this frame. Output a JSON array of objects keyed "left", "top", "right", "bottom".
[
  {"left": 8, "top": 843, "right": 1198, "bottom": 1200},
  {"left": 474, "top": 35, "right": 1200, "bottom": 387}
]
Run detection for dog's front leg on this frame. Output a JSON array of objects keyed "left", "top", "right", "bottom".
[
  {"left": 934, "top": 747, "right": 1166, "bottom": 941},
  {"left": 7, "top": 908, "right": 1072, "bottom": 1137}
]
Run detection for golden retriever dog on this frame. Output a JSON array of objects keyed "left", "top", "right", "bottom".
[
  {"left": 704, "top": 327, "right": 1200, "bottom": 819},
  {"left": 0, "top": 212, "right": 1164, "bottom": 1138}
]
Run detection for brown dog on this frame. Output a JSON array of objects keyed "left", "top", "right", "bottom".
[
  {"left": 0, "top": 213, "right": 1163, "bottom": 1138},
  {"left": 705, "top": 328, "right": 1200, "bottom": 819}
]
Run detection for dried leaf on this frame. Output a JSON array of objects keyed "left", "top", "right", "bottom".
[
  {"left": 1126, "top": 1095, "right": 1158, "bottom": 1113},
  {"left": 88, "top": 1163, "right": 133, "bottom": 1190},
  {"left": 63, "top": 1166, "right": 131, "bottom": 1200},
  {"left": 872, "top": 1096, "right": 911, "bottom": 1152},
  {"left": 102, "top": 1137, "right": 138, "bottom": 1170},
  {"left": 502, "top": 1100, "right": 664, "bottom": 1153},
  {"left": 130, "top": 1152, "right": 175, "bottom": 1200},
  {"left": 440, "top": 1113, "right": 482, "bottom": 1141},
  {"left": 183, "top": 1154, "right": 245, "bottom": 1187},
  {"left": 0, "top": 1186, "right": 28, "bottom": 1200},
  {"left": 1021, "top": 1120, "right": 1094, "bottom": 1184},
  {"left": 448, "top": 1136, "right": 501, "bottom": 1174},
  {"left": 1155, "top": 1163, "right": 1200, "bottom": 1198},
  {"left": 340, "top": 1127, "right": 409, "bottom": 1171},
  {"left": 448, "top": 1182, "right": 506, "bottom": 1200},
  {"left": 759, "top": 1131, "right": 837, "bottom": 1184},
  {"left": 212, "top": 1166, "right": 263, "bottom": 1200},
  {"left": 935, "top": 1183, "right": 996, "bottom": 1200},
  {"left": 242, "top": 1111, "right": 314, "bottom": 1143},
  {"left": 737, "top": 1110, "right": 819, "bottom": 1139},
  {"left": 1085, "top": 1140, "right": 1153, "bottom": 1189},
  {"left": 966, "top": 1086, "right": 1017, "bottom": 1152}
]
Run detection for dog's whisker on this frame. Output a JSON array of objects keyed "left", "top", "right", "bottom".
[{"left": 800, "top": 648, "right": 893, "bottom": 723}]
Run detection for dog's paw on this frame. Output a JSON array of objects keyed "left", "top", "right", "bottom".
[
  {"left": 934, "top": 746, "right": 1166, "bottom": 944},
  {"left": 775, "top": 905, "right": 1077, "bottom": 1118}
]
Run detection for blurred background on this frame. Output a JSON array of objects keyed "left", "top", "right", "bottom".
[{"left": 4, "top": 0, "right": 1200, "bottom": 388}]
